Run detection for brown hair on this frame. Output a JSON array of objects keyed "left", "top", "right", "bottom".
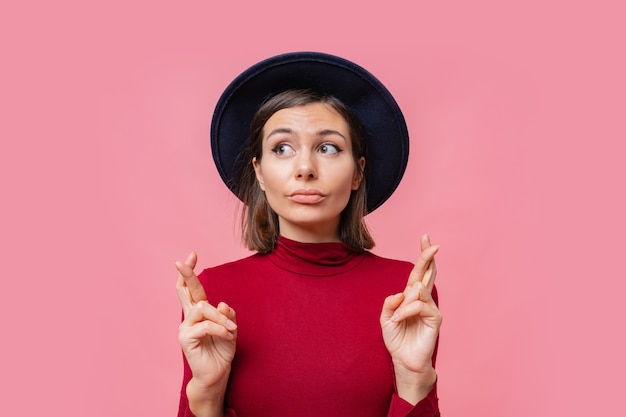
[{"left": 235, "top": 89, "right": 374, "bottom": 253}]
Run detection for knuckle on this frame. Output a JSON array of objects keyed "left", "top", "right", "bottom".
[
  {"left": 203, "top": 321, "right": 219, "bottom": 335},
  {"left": 191, "top": 303, "right": 205, "bottom": 317},
  {"left": 178, "top": 327, "right": 191, "bottom": 344},
  {"left": 412, "top": 302, "right": 424, "bottom": 314}
]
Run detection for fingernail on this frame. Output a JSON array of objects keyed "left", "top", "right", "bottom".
[{"left": 226, "top": 320, "right": 237, "bottom": 330}]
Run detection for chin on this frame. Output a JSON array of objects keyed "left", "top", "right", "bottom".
[{"left": 278, "top": 212, "right": 342, "bottom": 233}]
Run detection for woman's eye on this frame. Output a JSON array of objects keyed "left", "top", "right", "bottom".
[
  {"left": 271, "top": 143, "right": 295, "bottom": 156},
  {"left": 319, "top": 143, "right": 341, "bottom": 155}
]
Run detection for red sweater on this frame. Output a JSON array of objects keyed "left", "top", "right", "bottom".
[{"left": 178, "top": 236, "right": 440, "bottom": 417}]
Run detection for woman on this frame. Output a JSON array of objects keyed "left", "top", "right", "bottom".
[{"left": 175, "top": 53, "right": 442, "bottom": 417}]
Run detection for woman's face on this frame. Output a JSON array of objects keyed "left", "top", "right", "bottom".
[{"left": 253, "top": 102, "right": 365, "bottom": 242}]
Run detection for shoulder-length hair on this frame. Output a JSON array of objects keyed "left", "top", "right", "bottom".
[{"left": 235, "top": 89, "right": 374, "bottom": 253}]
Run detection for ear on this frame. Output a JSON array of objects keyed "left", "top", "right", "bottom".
[
  {"left": 252, "top": 157, "right": 266, "bottom": 191},
  {"left": 352, "top": 157, "right": 366, "bottom": 190}
]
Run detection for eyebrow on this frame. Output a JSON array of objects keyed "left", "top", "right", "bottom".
[
  {"left": 265, "top": 128, "right": 347, "bottom": 141},
  {"left": 265, "top": 127, "right": 294, "bottom": 140},
  {"left": 319, "top": 129, "right": 347, "bottom": 140}
]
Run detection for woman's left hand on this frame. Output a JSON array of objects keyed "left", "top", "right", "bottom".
[{"left": 380, "top": 234, "right": 442, "bottom": 404}]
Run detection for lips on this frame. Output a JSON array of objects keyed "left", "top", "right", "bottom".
[{"left": 288, "top": 189, "right": 326, "bottom": 204}]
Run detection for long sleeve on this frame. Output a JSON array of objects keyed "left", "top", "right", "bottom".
[
  {"left": 387, "top": 386, "right": 439, "bottom": 417},
  {"left": 176, "top": 238, "right": 442, "bottom": 417}
]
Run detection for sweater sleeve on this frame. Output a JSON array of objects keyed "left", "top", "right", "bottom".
[{"left": 387, "top": 384, "right": 439, "bottom": 417}]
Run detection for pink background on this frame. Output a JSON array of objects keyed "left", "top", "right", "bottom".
[{"left": 1, "top": 1, "right": 625, "bottom": 415}]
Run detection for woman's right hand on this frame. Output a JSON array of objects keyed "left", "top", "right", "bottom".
[{"left": 175, "top": 252, "right": 237, "bottom": 394}]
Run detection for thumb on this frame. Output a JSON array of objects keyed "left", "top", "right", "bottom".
[
  {"left": 185, "top": 251, "right": 197, "bottom": 269},
  {"left": 380, "top": 292, "right": 405, "bottom": 323}
]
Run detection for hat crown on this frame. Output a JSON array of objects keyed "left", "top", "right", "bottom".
[{"left": 211, "top": 51, "right": 409, "bottom": 213}]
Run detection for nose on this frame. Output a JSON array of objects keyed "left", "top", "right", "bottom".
[{"left": 295, "top": 151, "right": 317, "bottom": 180}]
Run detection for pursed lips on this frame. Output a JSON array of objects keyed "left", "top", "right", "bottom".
[{"left": 288, "top": 189, "right": 326, "bottom": 204}]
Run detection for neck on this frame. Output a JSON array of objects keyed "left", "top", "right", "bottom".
[{"left": 278, "top": 218, "right": 340, "bottom": 243}]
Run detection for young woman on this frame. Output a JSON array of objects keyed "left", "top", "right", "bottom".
[{"left": 175, "top": 53, "right": 442, "bottom": 417}]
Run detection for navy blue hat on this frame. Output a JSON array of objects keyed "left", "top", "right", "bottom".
[{"left": 211, "top": 51, "right": 409, "bottom": 213}]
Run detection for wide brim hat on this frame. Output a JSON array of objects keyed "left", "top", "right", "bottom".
[{"left": 211, "top": 51, "right": 409, "bottom": 213}]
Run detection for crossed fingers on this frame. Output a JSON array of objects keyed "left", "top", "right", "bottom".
[
  {"left": 175, "top": 252, "right": 238, "bottom": 343},
  {"left": 179, "top": 301, "right": 237, "bottom": 342},
  {"left": 405, "top": 234, "right": 439, "bottom": 291},
  {"left": 175, "top": 251, "right": 208, "bottom": 316},
  {"left": 391, "top": 234, "right": 440, "bottom": 323}
]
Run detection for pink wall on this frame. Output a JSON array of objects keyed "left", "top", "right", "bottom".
[{"left": 2, "top": 1, "right": 625, "bottom": 416}]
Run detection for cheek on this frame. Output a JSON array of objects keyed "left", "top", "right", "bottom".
[
  {"left": 257, "top": 164, "right": 284, "bottom": 192},
  {"left": 334, "top": 166, "right": 359, "bottom": 197}
]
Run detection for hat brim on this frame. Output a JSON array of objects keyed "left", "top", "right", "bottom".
[{"left": 211, "top": 51, "right": 409, "bottom": 213}]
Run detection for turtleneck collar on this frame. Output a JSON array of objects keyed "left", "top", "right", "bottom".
[{"left": 266, "top": 235, "right": 366, "bottom": 277}]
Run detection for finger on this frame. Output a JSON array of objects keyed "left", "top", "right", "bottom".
[
  {"left": 380, "top": 292, "right": 405, "bottom": 323},
  {"left": 179, "top": 301, "right": 205, "bottom": 327},
  {"left": 180, "top": 301, "right": 237, "bottom": 334},
  {"left": 391, "top": 299, "right": 442, "bottom": 325},
  {"left": 185, "top": 251, "right": 197, "bottom": 270},
  {"left": 403, "top": 281, "right": 434, "bottom": 305},
  {"left": 179, "top": 318, "right": 236, "bottom": 344},
  {"left": 175, "top": 275, "right": 194, "bottom": 316},
  {"left": 217, "top": 302, "right": 237, "bottom": 323},
  {"left": 199, "top": 301, "right": 237, "bottom": 331},
  {"left": 175, "top": 255, "right": 207, "bottom": 303},
  {"left": 422, "top": 259, "right": 437, "bottom": 291},
  {"left": 406, "top": 244, "right": 440, "bottom": 287},
  {"left": 415, "top": 234, "right": 434, "bottom": 290},
  {"left": 420, "top": 233, "right": 431, "bottom": 253},
  {"left": 422, "top": 234, "right": 438, "bottom": 287}
]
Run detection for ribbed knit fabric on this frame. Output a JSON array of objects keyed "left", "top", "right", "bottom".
[{"left": 178, "top": 236, "right": 439, "bottom": 417}]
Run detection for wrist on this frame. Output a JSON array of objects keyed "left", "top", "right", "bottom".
[
  {"left": 186, "top": 376, "right": 229, "bottom": 417},
  {"left": 393, "top": 363, "right": 437, "bottom": 405}
]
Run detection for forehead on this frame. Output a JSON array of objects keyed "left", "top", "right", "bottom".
[{"left": 263, "top": 102, "right": 349, "bottom": 131}]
